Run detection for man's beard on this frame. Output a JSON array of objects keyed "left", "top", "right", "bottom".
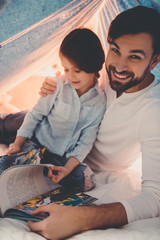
[{"left": 106, "top": 65, "right": 150, "bottom": 93}]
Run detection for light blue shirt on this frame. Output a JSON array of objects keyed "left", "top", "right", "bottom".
[{"left": 17, "top": 76, "right": 106, "bottom": 162}]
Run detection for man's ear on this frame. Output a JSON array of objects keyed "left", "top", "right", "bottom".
[{"left": 150, "top": 54, "right": 160, "bottom": 70}]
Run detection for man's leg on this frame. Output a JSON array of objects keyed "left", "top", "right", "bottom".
[{"left": 0, "top": 111, "right": 27, "bottom": 145}]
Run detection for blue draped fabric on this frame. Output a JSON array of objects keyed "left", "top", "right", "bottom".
[
  {"left": 0, "top": 0, "right": 73, "bottom": 42},
  {"left": 0, "top": 0, "right": 160, "bottom": 94}
]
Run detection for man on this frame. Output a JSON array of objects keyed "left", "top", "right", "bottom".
[{"left": 0, "top": 6, "right": 160, "bottom": 240}]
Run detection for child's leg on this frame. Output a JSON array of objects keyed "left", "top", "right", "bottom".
[
  {"left": 0, "top": 147, "right": 44, "bottom": 174},
  {"left": 61, "top": 163, "right": 96, "bottom": 192},
  {"left": 20, "top": 134, "right": 43, "bottom": 152},
  {"left": 20, "top": 140, "right": 40, "bottom": 152},
  {"left": 41, "top": 150, "right": 95, "bottom": 192}
]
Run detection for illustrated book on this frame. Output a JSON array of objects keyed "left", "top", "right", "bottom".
[{"left": 0, "top": 149, "right": 97, "bottom": 221}]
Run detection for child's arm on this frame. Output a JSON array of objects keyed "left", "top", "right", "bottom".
[
  {"left": 7, "top": 136, "right": 26, "bottom": 155},
  {"left": 47, "top": 157, "right": 80, "bottom": 185},
  {"left": 16, "top": 77, "right": 61, "bottom": 142}
]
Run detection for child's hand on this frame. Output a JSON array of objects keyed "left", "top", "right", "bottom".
[
  {"left": 7, "top": 143, "right": 21, "bottom": 155},
  {"left": 47, "top": 166, "right": 71, "bottom": 185}
]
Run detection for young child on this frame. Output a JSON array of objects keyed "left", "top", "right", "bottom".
[{"left": 7, "top": 28, "right": 106, "bottom": 192}]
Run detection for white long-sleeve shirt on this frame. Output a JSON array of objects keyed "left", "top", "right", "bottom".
[{"left": 86, "top": 76, "right": 160, "bottom": 223}]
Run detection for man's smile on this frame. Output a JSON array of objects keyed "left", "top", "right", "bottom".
[{"left": 111, "top": 69, "right": 132, "bottom": 82}]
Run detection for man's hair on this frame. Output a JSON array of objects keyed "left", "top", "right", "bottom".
[
  {"left": 107, "top": 6, "right": 160, "bottom": 55},
  {"left": 60, "top": 28, "right": 105, "bottom": 76}
]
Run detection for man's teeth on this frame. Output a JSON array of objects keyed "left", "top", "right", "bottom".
[{"left": 114, "top": 72, "right": 128, "bottom": 79}]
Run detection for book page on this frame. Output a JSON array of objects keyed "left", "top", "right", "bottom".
[{"left": 0, "top": 165, "right": 51, "bottom": 214}]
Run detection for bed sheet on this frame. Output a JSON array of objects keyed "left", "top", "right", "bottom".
[
  {"left": 0, "top": 216, "right": 160, "bottom": 240},
  {"left": 0, "top": 144, "right": 160, "bottom": 240}
]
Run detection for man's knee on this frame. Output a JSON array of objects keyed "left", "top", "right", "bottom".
[
  {"left": 0, "top": 111, "right": 27, "bottom": 144},
  {"left": 3, "top": 111, "right": 27, "bottom": 132}
]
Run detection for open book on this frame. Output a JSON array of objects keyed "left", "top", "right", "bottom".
[
  {"left": 4, "top": 186, "right": 97, "bottom": 222},
  {"left": 0, "top": 149, "right": 97, "bottom": 222}
]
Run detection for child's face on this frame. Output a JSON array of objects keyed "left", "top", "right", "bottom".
[{"left": 60, "top": 54, "right": 96, "bottom": 96}]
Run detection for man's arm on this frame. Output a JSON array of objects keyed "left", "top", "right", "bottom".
[{"left": 28, "top": 202, "right": 127, "bottom": 240}]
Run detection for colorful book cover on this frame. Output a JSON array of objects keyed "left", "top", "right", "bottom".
[
  {"left": 4, "top": 187, "right": 97, "bottom": 222},
  {"left": 0, "top": 148, "right": 46, "bottom": 175}
]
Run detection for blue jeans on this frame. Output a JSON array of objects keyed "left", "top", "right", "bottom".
[
  {"left": 41, "top": 150, "right": 95, "bottom": 192},
  {"left": 0, "top": 111, "right": 27, "bottom": 144},
  {"left": 21, "top": 140, "right": 95, "bottom": 192}
]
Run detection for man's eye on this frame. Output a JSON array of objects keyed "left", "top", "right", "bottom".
[
  {"left": 75, "top": 70, "right": 81, "bottom": 73},
  {"left": 130, "top": 55, "right": 141, "bottom": 60},
  {"left": 64, "top": 69, "right": 68, "bottom": 72},
  {"left": 111, "top": 48, "right": 119, "bottom": 54}
]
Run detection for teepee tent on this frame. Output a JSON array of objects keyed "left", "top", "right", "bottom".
[
  {"left": 1, "top": 2, "right": 160, "bottom": 240},
  {"left": 0, "top": 0, "right": 160, "bottom": 111}
]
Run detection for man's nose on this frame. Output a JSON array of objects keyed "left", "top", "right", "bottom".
[{"left": 115, "top": 57, "right": 128, "bottom": 72}]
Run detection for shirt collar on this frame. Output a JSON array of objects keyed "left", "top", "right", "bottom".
[{"left": 94, "top": 78, "right": 103, "bottom": 94}]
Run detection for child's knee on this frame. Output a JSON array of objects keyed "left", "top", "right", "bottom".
[
  {"left": 74, "top": 164, "right": 96, "bottom": 192},
  {"left": 59, "top": 163, "right": 96, "bottom": 192},
  {"left": 83, "top": 165, "right": 96, "bottom": 191}
]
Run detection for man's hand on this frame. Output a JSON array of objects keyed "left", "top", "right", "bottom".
[
  {"left": 28, "top": 203, "right": 85, "bottom": 240},
  {"left": 28, "top": 201, "right": 128, "bottom": 240},
  {"left": 39, "top": 77, "right": 57, "bottom": 97},
  {"left": 47, "top": 166, "right": 71, "bottom": 184},
  {"left": 7, "top": 143, "right": 21, "bottom": 155}
]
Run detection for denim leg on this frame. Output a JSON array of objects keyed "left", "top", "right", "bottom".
[
  {"left": 20, "top": 140, "right": 41, "bottom": 152},
  {"left": 41, "top": 150, "right": 68, "bottom": 166},
  {"left": 0, "top": 111, "right": 27, "bottom": 144},
  {"left": 41, "top": 150, "right": 95, "bottom": 192},
  {"left": 62, "top": 163, "right": 96, "bottom": 192},
  {"left": 41, "top": 150, "right": 68, "bottom": 176}
]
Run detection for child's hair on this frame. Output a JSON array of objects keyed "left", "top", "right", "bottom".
[
  {"left": 59, "top": 28, "right": 105, "bottom": 77},
  {"left": 107, "top": 6, "right": 160, "bottom": 56}
]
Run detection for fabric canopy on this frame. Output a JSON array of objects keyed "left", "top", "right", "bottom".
[{"left": 0, "top": 0, "right": 160, "bottom": 94}]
